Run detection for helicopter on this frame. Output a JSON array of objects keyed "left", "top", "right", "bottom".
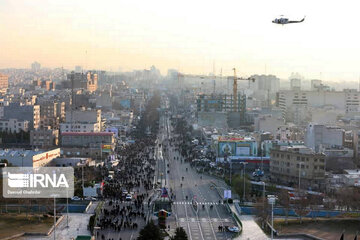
[{"left": 272, "top": 15, "right": 305, "bottom": 25}]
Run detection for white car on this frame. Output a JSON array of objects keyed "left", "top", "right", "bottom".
[
  {"left": 85, "top": 196, "right": 97, "bottom": 201},
  {"left": 125, "top": 194, "right": 132, "bottom": 201},
  {"left": 71, "top": 196, "right": 81, "bottom": 201},
  {"left": 226, "top": 226, "right": 240, "bottom": 233}
]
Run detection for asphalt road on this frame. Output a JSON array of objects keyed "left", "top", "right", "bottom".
[{"left": 160, "top": 114, "right": 236, "bottom": 240}]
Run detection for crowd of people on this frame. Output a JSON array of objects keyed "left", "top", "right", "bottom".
[{"left": 96, "top": 137, "right": 157, "bottom": 240}]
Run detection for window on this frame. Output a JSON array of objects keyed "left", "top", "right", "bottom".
[
  {"left": 314, "top": 158, "right": 318, "bottom": 162},
  {"left": 297, "top": 156, "right": 300, "bottom": 161},
  {"left": 314, "top": 166, "right": 318, "bottom": 170}
]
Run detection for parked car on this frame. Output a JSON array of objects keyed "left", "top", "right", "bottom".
[
  {"left": 85, "top": 196, "right": 97, "bottom": 201},
  {"left": 225, "top": 226, "right": 240, "bottom": 233},
  {"left": 71, "top": 196, "right": 81, "bottom": 201}
]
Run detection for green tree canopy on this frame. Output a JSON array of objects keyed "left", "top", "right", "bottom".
[
  {"left": 171, "top": 227, "right": 188, "bottom": 240},
  {"left": 137, "top": 220, "right": 164, "bottom": 240}
]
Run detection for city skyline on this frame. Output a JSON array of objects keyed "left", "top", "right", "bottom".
[{"left": 1, "top": 0, "right": 360, "bottom": 81}]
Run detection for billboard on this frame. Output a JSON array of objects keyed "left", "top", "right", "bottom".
[
  {"left": 218, "top": 142, "right": 236, "bottom": 157},
  {"left": 218, "top": 137, "right": 256, "bottom": 157},
  {"left": 236, "top": 146, "right": 250, "bottom": 156},
  {"left": 224, "top": 190, "right": 232, "bottom": 199},
  {"left": 101, "top": 145, "right": 111, "bottom": 153}
]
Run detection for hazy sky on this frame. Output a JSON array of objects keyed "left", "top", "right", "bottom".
[{"left": 1, "top": 0, "right": 360, "bottom": 81}]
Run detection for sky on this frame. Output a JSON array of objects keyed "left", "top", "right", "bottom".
[{"left": 1, "top": 0, "right": 360, "bottom": 81}]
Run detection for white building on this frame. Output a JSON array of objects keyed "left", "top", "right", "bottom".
[
  {"left": 60, "top": 108, "right": 102, "bottom": 133},
  {"left": 305, "top": 123, "right": 344, "bottom": 152},
  {"left": 60, "top": 122, "right": 101, "bottom": 133},
  {"left": 277, "top": 89, "right": 360, "bottom": 123},
  {"left": 0, "top": 119, "right": 29, "bottom": 133},
  {"left": 0, "top": 148, "right": 60, "bottom": 167}
]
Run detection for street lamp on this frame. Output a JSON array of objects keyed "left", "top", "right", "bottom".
[
  {"left": 239, "top": 162, "right": 248, "bottom": 202},
  {"left": 224, "top": 149, "right": 232, "bottom": 185},
  {"left": 268, "top": 195, "right": 276, "bottom": 240}
]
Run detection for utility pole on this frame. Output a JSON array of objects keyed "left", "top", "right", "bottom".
[
  {"left": 240, "top": 162, "right": 248, "bottom": 202},
  {"left": 53, "top": 197, "right": 56, "bottom": 240},
  {"left": 268, "top": 195, "right": 276, "bottom": 240}
]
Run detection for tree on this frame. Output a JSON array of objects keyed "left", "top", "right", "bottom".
[
  {"left": 294, "top": 192, "right": 309, "bottom": 224},
  {"left": 278, "top": 189, "right": 291, "bottom": 224},
  {"left": 171, "top": 227, "right": 188, "bottom": 240},
  {"left": 231, "top": 174, "right": 251, "bottom": 200},
  {"left": 137, "top": 220, "right": 164, "bottom": 240},
  {"left": 255, "top": 197, "right": 271, "bottom": 229}
]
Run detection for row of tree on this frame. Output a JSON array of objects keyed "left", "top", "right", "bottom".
[{"left": 137, "top": 221, "right": 188, "bottom": 240}]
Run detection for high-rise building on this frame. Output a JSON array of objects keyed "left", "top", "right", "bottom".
[
  {"left": 290, "top": 78, "right": 301, "bottom": 90},
  {"left": 86, "top": 71, "right": 98, "bottom": 92},
  {"left": 31, "top": 61, "right": 41, "bottom": 71},
  {"left": 0, "top": 73, "right": 9, "bottom": 93},
  {"left": 67, "top": 71, "right": 98, "bottom": 92},
  {"left": 305, "top": 123, "right": 344, "bottom": 152},
  {"left": 276, "top": 89, "right": 360, "bottom": 123}
]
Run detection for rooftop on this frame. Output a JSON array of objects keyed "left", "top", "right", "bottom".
[{"left": 61, "top": 132, "right": 114, "bottom": 136}]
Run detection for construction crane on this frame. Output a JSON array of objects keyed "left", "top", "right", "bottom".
[{"left": 229, "top": 68, "right": 255, "bottom": 112}]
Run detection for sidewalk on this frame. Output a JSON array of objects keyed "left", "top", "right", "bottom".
[
  {"left": 15, "top": 213, "right": 92, "bottom": 240},
  {"left": 229, "top": 204, "right": 269, "bottom": 240}
]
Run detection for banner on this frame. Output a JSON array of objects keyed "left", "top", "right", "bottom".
[
  {"left": 101, "top": 144, "right": 112, "bottom": 153},
  {"left": 224, "top": 190, "right": 232, "bottom": 199}
]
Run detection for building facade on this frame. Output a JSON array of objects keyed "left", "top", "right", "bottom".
[
  {"left": 277, "top": 89, "right": 360, "bottom": 123},
  {"left": 3, "top": 103, "right": 40, "bottom": 129},
  {"left": 61, "top": 132, "right": 114, "bottom": 159},
  {"left": 0, "top": 119, "right": 29, "bottom": 133},
  {"left": 270, "top": 146, "right": 326, "bottom": 190},
  {"left": 60, "top": 108, "right": 101, "bottom": 133},
  {"left": 30, "top": 128, "right": 59, "bottom": 148},
  {"left": 305, "top": 123, "right": 344, "bottom": 152},
  {"left": 0, "top": 73, "right": 9, "bottom": 93}
]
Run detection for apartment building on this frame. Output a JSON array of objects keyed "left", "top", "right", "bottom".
[
  {"left": 0, "top": 73, "right": 9, "bottom": 93},
  {"left": 60, "top": 108, "right": 101, "bottom": 133},
  {"left": 0, "top": 119, "right": 29, "bottom": 133},
  {"left": 3, "top": 103, "right": 40, "bottom": 129},
  {"left": 30, "top": 127, "right": 59, "bottom": 148},
  {"left": 270, "top": 145, "right": 326, "bottom": 190},
  {"left": 276, "top": 89, "right": 360, "bottom": 123},
  {"left": 61, "top": 132, "right": 114, "bottom": 159}
]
